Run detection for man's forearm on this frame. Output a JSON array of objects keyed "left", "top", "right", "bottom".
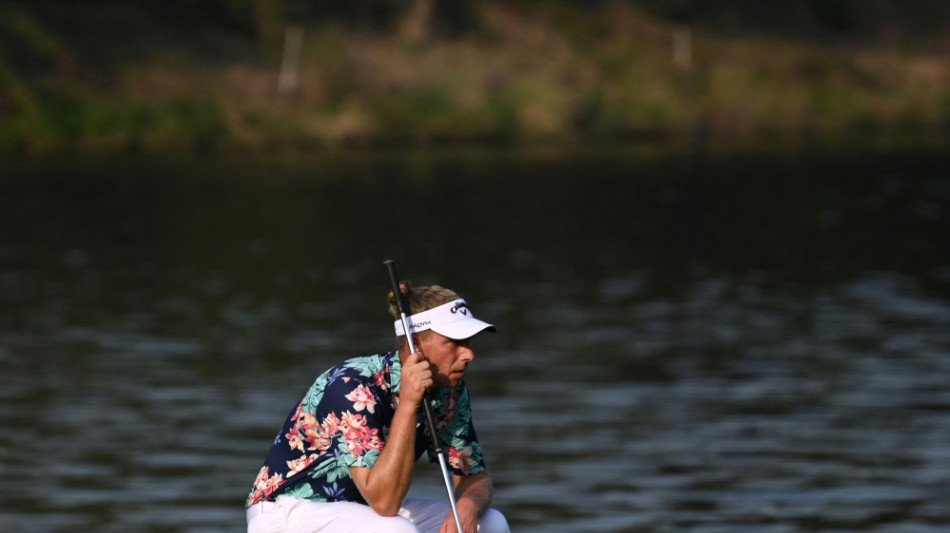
[
  {"left": 352, "top": 403, "right": 419, "bottom": 515},
  {"left": 455, "top": 471, "right": 493, "bottom": 516}
]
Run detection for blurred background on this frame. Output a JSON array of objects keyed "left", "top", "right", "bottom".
[
  {"left": 1, "top": 0, "right": 949, "bottom": 151},
  {"left": 1, "top": 1, "right": 949, "bottom": 532}
]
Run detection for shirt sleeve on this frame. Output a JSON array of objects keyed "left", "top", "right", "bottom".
[
  {"left": 317, "top": 372, "right": 388, "bottom": 470},
  {"left": 434, "top": 382, "right": 486, "bottom": 476}
]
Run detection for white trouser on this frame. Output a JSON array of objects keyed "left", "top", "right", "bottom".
[{"left": 247, "top": 496, "right": 510, "bottom": 533}]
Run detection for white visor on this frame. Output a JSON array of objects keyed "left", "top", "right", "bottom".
[{"left": 394, "top": 299, "right": 496, "bottom": 340}]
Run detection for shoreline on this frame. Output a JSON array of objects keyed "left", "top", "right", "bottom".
[{"left": 2, "top": 3, "right": 948, "bottom": 159}]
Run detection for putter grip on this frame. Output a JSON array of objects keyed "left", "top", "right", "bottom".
[{"left": 384, "top": 260, "right": 408, "bottom": 316}]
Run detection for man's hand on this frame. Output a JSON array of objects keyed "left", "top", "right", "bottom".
[
  {"left": 400, "top": 350, "right": 432, "bottom": 408},
  {"left": 438, "top": 472, "right": 494, "bottom": 533},
  {"left": 439, "top": 506, "right": 478, "bottom": 533}
]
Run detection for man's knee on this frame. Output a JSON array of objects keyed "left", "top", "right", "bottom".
[
  {"left": 344, "top": 513, "right": 420, "bottom": 533},
  {"left": 382, "top": 516, "right": 421, "bottom": 533},
  {"left": 478, "top": 508, "right": 510, "bottom": 533},
  {"left": 281, "top": 498, "right": 421, "bottom": 533}
]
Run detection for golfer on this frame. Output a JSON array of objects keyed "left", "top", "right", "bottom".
[{"left": 245, "top": 281, "right": 510, "bottom": 533}]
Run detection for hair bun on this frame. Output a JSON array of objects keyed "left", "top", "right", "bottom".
[{"left": 387, "top": 280, "right": 413, "bottom": 315}]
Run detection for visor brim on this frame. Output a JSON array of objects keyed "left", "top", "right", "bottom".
[{"left": 431, "top": 319, "right": 496, "bottom": 340}]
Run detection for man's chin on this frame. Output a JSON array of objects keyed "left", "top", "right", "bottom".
[{"left": 437, "top": 374, "right": 463, "bottom": 388}]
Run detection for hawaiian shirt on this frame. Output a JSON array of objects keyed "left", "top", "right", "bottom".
[{"left": 246, "top": 350, "right": 485, "bottom": 508}]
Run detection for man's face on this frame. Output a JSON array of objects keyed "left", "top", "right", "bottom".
[{"left": 418, "top": 331, "right": 476, "bottom": 387}]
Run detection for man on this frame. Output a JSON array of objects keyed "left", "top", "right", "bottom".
[{"left": 245, "top": 282, "right": 510, "bottom": 533}]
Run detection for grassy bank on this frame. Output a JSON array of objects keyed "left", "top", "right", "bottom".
[{"left": 1, "top": 2, "right": 949, "bottom": 156}]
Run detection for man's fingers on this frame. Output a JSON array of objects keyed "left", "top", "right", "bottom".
[{"left": 400, "top": 352, "right": 433, "bottom": 404}]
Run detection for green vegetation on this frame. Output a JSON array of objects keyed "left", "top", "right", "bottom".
[{"left": 1, "top": 0, "right": 948, "bottom": 156}]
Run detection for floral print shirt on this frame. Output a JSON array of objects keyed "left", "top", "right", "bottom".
[{"left": 246, "top": 350, "right": 485, "bottom": 508}]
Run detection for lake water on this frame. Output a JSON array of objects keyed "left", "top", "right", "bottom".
[{"left": 1, "top": 145, "right": 949, "bottom": 532}]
